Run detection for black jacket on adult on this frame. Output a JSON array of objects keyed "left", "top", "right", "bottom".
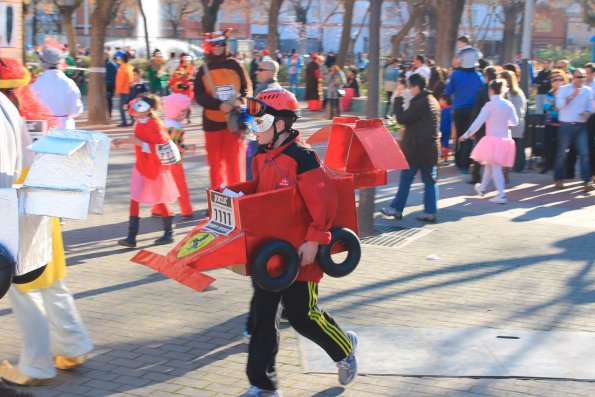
[
  {"left": 305, "top": 61, "right": 320, "bottom": 101},
  {"left": 394, "top": 89, "right": 440, "bottom": 166},
  {"left": 469, "top": 84, "right": 489, "bottom": 139}
]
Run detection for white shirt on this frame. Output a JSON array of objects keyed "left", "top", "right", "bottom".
[
  {"left": 555, "top": 82, "right": 592, "bottom": 123},
  {"left": 0, "top": 92, "right": 26, "bottom": 188},
  {"left": 31, "top": 69, "right": 84, "bottom": 129},
  {"left": 588, "top": 79, "right": 595, "bottom": 112},
  {"left": 164, "top": 118, "right": 182, "bottom": 129},
  {"left": 463, "top": 95, "right": 519, "bottom": 140},
  {"left": 412, "top": 65, "right": 431, "bottom": 80}
]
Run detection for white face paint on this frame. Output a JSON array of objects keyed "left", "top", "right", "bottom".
[
  {"left": 251, "top": 114, "right": 275, "bottom": 133},
  {"left": 132, "top": 100, "right": 151, "bottom": 113}
]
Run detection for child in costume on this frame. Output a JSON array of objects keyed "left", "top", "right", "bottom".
[
  {"left": 151, "top": 93, "right": 196, "bottom": 219},
  {"left": 240, "top": 88, "right": 358, "bottom": 397},
  {"left": 459, "top": 79, "right": 518, "bottom": 204},
  {"left": 0, "top": 57, "right": 93, "bottom": 386},
  {"left": 438, "top": 94, "right": 452, "bottom": 164},
  {"left": 113, "top": 94, "right": 180, "bottom": 246},
  {"left": 129, "top": 67, "right": 148, "bottom": 101}
]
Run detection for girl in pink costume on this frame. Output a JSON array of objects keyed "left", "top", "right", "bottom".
[
  {"left": 151, "top": 93, "right": 196, "bottom": 219},
  {"left": 459, "top": 79, "right": 518, "bottom": 204},
  {"left": 113, "top": 95, "right": 179, "bottom": 246}
]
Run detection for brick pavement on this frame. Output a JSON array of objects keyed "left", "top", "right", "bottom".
[{"left": 1, "top": 104, "right": 594, "bottom": 397}]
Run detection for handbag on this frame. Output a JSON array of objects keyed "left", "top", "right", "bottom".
[{"left": 156, "top": 139, "right": 181, "bottom": 165}]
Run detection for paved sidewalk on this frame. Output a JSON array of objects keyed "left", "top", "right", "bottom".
[{"left": 1, "top": 105, "right": 594, "bottom": 397}]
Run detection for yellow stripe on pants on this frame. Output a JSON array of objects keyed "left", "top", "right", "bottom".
[{"left": 307, "top": 282, "right": 352, "bottom": 356}]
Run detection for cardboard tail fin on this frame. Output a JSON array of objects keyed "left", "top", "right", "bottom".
[{"left": 132, "top": 249, "right": 215, "bottom": 292}]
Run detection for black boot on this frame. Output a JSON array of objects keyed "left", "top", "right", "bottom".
[
  {"left": 154, "top": 216, "right": 174, "bottom": 245},
  {"left": 118, "top": 216, "right": 140, "bottom": 248}
]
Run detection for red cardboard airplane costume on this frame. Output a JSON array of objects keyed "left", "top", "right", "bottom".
[{"left": 132, "top": 92, "right": 409, "bottom": 292}]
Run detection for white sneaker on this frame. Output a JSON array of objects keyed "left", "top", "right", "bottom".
[
  {"left": 474, "top": 183, "right": 485, "bottom": 197},
  {"left": 488, "top": 196, "right": 507, "bottom": 204},
  {"left": 337, "top": 331, "right": 358, "bottom": 385}
]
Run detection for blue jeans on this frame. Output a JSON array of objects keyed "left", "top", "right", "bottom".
[
  {"left": 390, "top": 165, "right": 438, "bottom": 214},
  {"left": 119, "top": 93, "right": 131, "bottom": 125},
  {"left": 554, "top": 122, "right": 591, "bottom": 183},
  {"left": 288, "top": 74, "right": 299, "bottom": 93}
]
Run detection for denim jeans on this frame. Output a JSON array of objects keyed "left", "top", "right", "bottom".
[
  {"left": 554, "top": 122, "right": 591, "bottom": 183},
  {"left": 119, "top": 93, "right": 131, "bottom": 125},
  {"left": 288, "top": 74, "right": 299, "bottom": 93},
  {"left": 390, "top": 165, "right": 438, "bottom": 214}
]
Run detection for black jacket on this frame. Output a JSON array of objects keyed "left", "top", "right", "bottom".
[{"left": 394, "top": 89, "right": 440, "bottom": 166}]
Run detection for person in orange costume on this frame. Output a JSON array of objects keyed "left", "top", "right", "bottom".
[
  {"left": 113, "top": 95, "right": 180, "bottom": 247},
  {"left": 151, "top": 93, "right": 196, "bottom": 219},
  {"left": 194, "top": 29, "right": 251, "bottom": 188}
]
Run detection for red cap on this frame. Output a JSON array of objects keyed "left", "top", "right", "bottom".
[{"left": 262, "top": 49, "right": 270, "bottom": 56}]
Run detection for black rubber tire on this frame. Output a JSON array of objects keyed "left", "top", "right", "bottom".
[
  {"left": 0, "top": 243, "right": 16, "bottom": 300},
  {"left": 251, "top": 240, "right": 300, "bottom": 292},
  {"left": 12, "top": 265, "right": 47, "bottom": 284},
  {"left": 317, "top": 228, "right": 361, "bottom": 278}
]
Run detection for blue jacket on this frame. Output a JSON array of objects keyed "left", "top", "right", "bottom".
[
  {"left": 445, "top": 69, "right": 484, "bottom": 110},
  {"left": 440, "top": 107, "right": 452, "bottom": 134}
]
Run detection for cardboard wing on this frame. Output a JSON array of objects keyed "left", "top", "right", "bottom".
[{"left": 307, "top": 117, "right": 409, "bottom": 188}]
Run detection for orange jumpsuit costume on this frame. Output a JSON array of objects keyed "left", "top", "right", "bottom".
[{"left": 194, "top": 45, "right": 251, "bottom": 188}]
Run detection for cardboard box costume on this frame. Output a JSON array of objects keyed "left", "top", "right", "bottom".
[{"left": 132, "top": 116, "right": 408, "bottom": 291}]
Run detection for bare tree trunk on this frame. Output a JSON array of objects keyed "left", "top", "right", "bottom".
[
  {"left": 357, "top": 0, "right": 382, "bottom": 237},
  {"left": 435, "top": 0, "right": 465, "bottom": 67},
  {"left": 391, "top": 0, "right": 429, "bottom": 57},
  {"left": 53, "top": 0, "right": 83, "bottom": 57},
  {"left": 88, "top": 0, "right": 120, "bottom": 125},
  {"left": 268, "top": 0, "right": 284, "bottom": 52},
  {"left": 349, "top": 7, "right": 370, "bottom": 63},
  {"left": 501, "top": 1, "right": 524, "bottom": 64},
  {"left": 337, "top": 0, "right": 356, "bottom": 67},
  {"left": 137, "top": 0, "right": 150, "bottom": 60},
  {"left": 201, "top": 0, "right": 225, "bottom": 33}
]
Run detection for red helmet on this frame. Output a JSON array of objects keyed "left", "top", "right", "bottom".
[{"left": 254, "top": 88, "right": 301, "bottom": 119}]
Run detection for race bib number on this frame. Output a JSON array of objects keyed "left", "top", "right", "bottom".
[
  {"left": 215, "top": 85, "right": 236, "bottom": 102},
  {"left": 203, "top": 191, "right": 236, "bottom": 236},
  {"left": 156, "top": 140, "right": 181, "bottom": 165}
]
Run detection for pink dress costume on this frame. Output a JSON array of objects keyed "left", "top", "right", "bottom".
[
  {"left": 465, "top": 95, "right": 518, "bottom": 167},
  {"left": 462, "top": 94, "right": 518, "bottom": 201},
  {"left": 130, "top": 117, "right": 179, "bottom": 205}
]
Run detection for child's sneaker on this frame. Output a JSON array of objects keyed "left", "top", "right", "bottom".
[
  {"left": 337, "top": 331, "right": 358, "bottom": 385},
  {"left": 474, "top": 183, "right": 485, "bottom": 197},
  {"left": 488, "top": 196, "right": 507, "bottom": 204},
  {"left": 240, "top": 385, "right": 282, "bottom": 396}
]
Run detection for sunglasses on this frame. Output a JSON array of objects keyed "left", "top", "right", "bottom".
[
  {"left": 574, "top": 75, "right": 586, "bottom": 79},
  {"left": 211, "top": 41, "right": 226, "bottom": 47},
  {"left": 257, "top": 68, "right": 273, "bottom": 72}
]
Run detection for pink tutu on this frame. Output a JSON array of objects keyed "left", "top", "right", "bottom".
[
  {"left": 130, "top": 166, "right": 180, "bottom": 205},
  {"left": 470, "top": 135, "right": 516, "bottom": 167}
]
